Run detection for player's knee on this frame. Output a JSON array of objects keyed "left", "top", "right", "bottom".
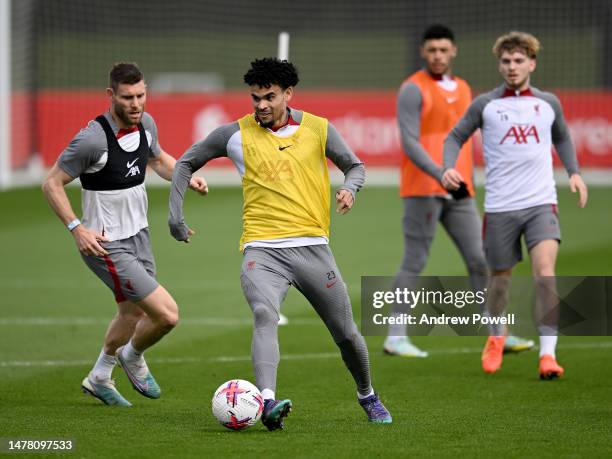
[
  {"left": 533, "top": 266, "right": 555, "bottom": 277},
  {"left": 533, "top": 275, "right": 556, "bottom": 290},
  {"left": 467, "top": 257, "right": 488, "bottom": 277},
  {"left": 251, "top": 302, "right": 278, "bottom": 328},
  {"left": 394, "top": 269, "right": 421, "bottom": 289},
  {"left": 489, "top": 273, "right": 511, "bottom": 290},
  {"left": 156, "top": 298, "right": 179, "bottom": 331},
  {"left": 332, "top": 322, "right": 360, "bottom": 344},
  {"left": 157, "top": 310, "right": 179, "bottom": 331},
  {"left": 399, "top": 259, "right": 426, "bottom": 275},
  {"left": 491, "top": 283, "right": 510, "bottom": 299},
  {"left": 335, "top": 329, "right": 363, "bottom": 349}
]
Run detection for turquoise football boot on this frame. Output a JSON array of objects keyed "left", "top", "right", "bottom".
[
  {"left": 81, "top": 375, "right": 132, "bottom": 407},
  {"left": 116, "top": 346, "right": 161, "bottom": 399}
]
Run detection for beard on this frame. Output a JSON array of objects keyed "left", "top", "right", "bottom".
[
  {"left": 114, "top": 104, "right": 143, "bottom": 127},
  {"left": 256, "top": 107, "right": 289, "bottom": 129},
  {"left": 255, "top": 111, "right": 275, "bottom": 128},
  {"left": 258, "top": 118, "right": 274, "bottom": 128}
]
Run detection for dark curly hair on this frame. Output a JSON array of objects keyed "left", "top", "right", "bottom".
[{"left": 243, "top": 58, "right": 299, "bottom": 89}]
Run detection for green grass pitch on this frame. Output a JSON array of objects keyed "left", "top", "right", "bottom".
[{"left": 1, "top": 185, "right": 611, "bottom": 458}]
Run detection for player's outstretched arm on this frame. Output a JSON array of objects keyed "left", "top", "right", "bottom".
[
  {"left": 168, "top": 154, "right": 199, "bottom": 243},
  {"left": 150, "top": 150, "right": 209, "bottom": 195},
  {"left": 168, "top": 124, "right": 233, "bottom": 242},
  {"left": 325, "top": 122, "right": 365, "bottom": 215},
  {"left": 42, "top": 164, "right": 109, "bottom": 256}
]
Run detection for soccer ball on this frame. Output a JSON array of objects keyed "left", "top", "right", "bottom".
[{"left": 211, "top": 379, "right": 264, "bottom": 431}]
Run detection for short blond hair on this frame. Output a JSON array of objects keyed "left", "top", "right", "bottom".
[{"left": 492, "top": 31, "right": 540, "bottom": 59}]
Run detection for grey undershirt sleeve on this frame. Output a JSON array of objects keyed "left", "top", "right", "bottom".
[
  {"left": 168, "top": 122, "right": 236, "bottom": 241},
  {"left": 397, "top": 83, "right": 443, "bottom": 181},
  {"left": 141, "top": 113, "right": 162, "bottom": 157},
  {"left": 325, "top": 122, "right": 366, "bottom": 197},
  {"left": 57, "top": 121, "right": 107, "bottom": 178},
  {"left": 545, "top": 93, "right": 580, "bottom": 175},
  {"left": 443, "top": 95, "right": 487, "bottom": 169}
]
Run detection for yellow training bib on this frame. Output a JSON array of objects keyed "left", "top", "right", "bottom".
[{"left": 238, "top": 111, "right": 330, "bottom": 250}]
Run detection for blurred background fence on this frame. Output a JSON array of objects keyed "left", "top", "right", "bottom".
[{"left": 3, "top": 0, "right": 612, "bottom": 187}]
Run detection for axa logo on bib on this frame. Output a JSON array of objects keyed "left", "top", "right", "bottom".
[
  {"left": 257, "top": 160, "right": 294, "bottom": 182},
  {"left": 125, "top": 158, "right": 141, "bottom": 177}
]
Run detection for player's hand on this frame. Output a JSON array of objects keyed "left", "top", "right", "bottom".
[
  {"left": 72, "top": 225, "right": 109, "bottom": 257},
  {"left": 336, "top": 189, "right": 354, "bottom": 215},
  {"left": 189, "top": 176, "right": 209, "bottom": 196},
  {"left": 569, "top": 173, "right": 588, "bottom": 208},
  {"left": 169, "top": 219, "right": 195, "bottom": 243},
  {"left": 183, "top": 228, "right": 195, "bottom": 243},
  {"left": 441, "top": 168, "right": 464, "bottom": 190}
]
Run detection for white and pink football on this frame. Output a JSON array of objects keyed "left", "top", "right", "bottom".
[{"left": 211, "top": 379, "right": 264, "bottom": 431}]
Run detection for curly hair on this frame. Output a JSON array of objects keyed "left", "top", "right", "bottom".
[
  {"left": 493, "top": 31, "right": 541, "bottom": 59},
  {"left": 243, "top": 58, "right": 299, "bottom": 89}
]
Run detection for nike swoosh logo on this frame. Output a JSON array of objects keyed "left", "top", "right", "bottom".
[
  {"left": 326, "top": 280, "right": 338, "bottom": 288},
  {"left": 130, "top": 376, "right": 148, "bottom": 392},
  {"left": 278, "top": 145, "right": 292, "bottom": 151},
  {"left": 126, "top": 158, "right": 139, "bottom": 168},
  {"left": 118, "top": 355, "right": 149, "bottom": 392}
]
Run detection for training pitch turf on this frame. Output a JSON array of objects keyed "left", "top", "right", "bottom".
[{"left": 1, "top": 185, "right": 611, "bottom": 458}]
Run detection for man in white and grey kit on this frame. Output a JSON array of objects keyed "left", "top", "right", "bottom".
[
  {"left": 169, "top": 58, "right": 391, "bottom": 429},
  {"left": 442, "top": 32, "right": 588, "bottom": 379},
  {"left": 42, "top": 62, "right": 208, "bottom": 406},
  {"left": 386, "top": 25, "right": 533, "bottom": 357}
]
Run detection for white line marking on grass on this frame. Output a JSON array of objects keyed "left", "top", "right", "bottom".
[
  {"left": 1, "top": 359, "right": 94, "bottom": 367},
  {"left": 1, "top": 342, "right": 611, "bottom": 368},
  {"left": 0, "top": 317, "right": 320, "bottom": 326}
]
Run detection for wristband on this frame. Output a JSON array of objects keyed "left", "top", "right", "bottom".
[{"left": 67, "top": 219, "right": 81, "bottom": 232}]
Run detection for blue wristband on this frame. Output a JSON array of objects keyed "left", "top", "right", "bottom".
[{"left": 67, "top": 219, "right": 81, "bottom": 232}]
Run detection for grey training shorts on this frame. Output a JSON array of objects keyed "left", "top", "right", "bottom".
[
  {"left": 81, "top": 227, "right": 159, "bottom": 303},
  {"left": 483, "top": 204, "right": 561, "bottom": 271}
]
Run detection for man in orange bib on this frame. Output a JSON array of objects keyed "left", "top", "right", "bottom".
[{"left": 384, "top": 25, "right": 534, "bottom": 357}]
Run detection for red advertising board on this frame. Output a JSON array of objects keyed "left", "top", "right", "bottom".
[{"left": 12, "top": 90, "right": 612, "bottom": 169}]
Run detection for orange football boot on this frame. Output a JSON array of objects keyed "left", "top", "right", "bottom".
[
  {"left": 539, "top": 354, "right": 564, "bottom": 380},
  {"left": 482, "top": 336, "right": 506, "bottom": 374}
]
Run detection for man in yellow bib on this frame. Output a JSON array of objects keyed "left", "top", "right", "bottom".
[{"left": 169, "top": 58, "right": 391, "bottom": 429}]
